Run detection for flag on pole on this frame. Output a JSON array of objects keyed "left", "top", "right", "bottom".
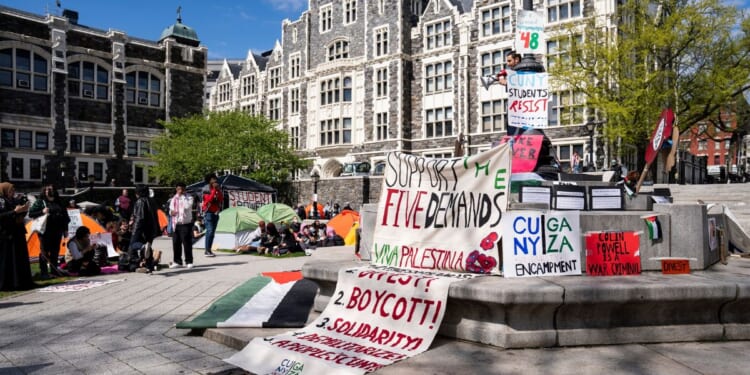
[{"left": 643, "top": 215, "right": 661, "bottom": 241}]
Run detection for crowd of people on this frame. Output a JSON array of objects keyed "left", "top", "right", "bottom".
[{"left": 233, "top": 219, "right": 344, "bottom": 256}]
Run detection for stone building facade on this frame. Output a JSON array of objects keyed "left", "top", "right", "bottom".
[
  {"left": 0, "top": 5, "right": 206, "bottom": 189},
  {"left": 207, "top": 0, "right": 616, "bottom": 181}
]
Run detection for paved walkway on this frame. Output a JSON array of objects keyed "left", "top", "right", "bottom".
[{"left": 1, "top": 237, "right": 748, "bottom": 374}]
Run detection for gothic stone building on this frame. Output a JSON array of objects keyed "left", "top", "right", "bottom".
[
  {"left": 0, "top": 6, "right": 206, "bottom": 189},
  {"left": 207, "top": 0, "right": 613, "bottom": 179}
]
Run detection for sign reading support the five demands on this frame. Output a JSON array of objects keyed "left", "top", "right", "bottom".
[
  {"left": 507, "top": 71, "right": 549, "bottom": 129},
  {"left": 371, "top": 145, "right": 512, "bottom": 274},
  {"left": 585, "top": 231, "right": 641, "bottom": 276},
  {"left": 502, "top": 211, "right": 582, "bottom": 277},
  {"left": 515, "top": 10, "right": 546, "bottom": 55}
]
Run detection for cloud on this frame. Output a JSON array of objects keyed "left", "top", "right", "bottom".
[{"left": 264, "top": 0, "right": 307, "bottom": 12}]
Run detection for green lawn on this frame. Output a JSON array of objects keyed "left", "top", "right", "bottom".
[{"left": 0, "top": 261, "right": 76, "bottom": 299}]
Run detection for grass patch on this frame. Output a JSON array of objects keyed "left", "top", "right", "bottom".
[{"left": 0, "top": 261, "right": 76, "bottom": 299}]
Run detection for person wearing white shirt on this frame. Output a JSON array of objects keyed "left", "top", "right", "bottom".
[{"left": 169, "top": 182, "right": 194, "bottom": 269}]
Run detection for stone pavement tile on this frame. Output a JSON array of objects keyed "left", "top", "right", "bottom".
[
  {"left": 179, "top": 355, "right": 233, "bottom": 372},
  {"left": 109, "top": 346, "right": 155, "bottom": 361},
  {"left": 16, "top": 362, "right": 85, "bottom": 375},
  {"left": 160, "top": 347, "right": 211, "bottom": 362},
  {"left": 88, "top": 337, "right": 142, "bottom": 352},
  {"left": 124, "top": 334, "right": 171, "bottom": 347},
  {"left": 201, "top": 363, "right": 246, "bottom": 375},
  {"left": 74, "top": 362, "right": 141, "bottom": 375},
  {"left": 145, "top": 340, "right": 192, "bottom": 355},
  {"left": 174, "top": 336, "right": 232, "bottom": 355},
  {"left": 123, "top": 353, "right": 172, "bottom": 372},
  {"left": 143, "top": 362, "right": 200, "bottom": 375},
  {"left": 646, "top": 341, "right": 750, "bottom": 374}
]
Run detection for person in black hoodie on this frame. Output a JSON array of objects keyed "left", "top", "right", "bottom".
[
  {"left": 0, "top": 182, "right": 35, "bottom": 291},
  {"left": 129, "top": 185, "right": 160, "bottom": 273},
  {"left": 28, "top": 184, "right": 70, "bottom": 278}
]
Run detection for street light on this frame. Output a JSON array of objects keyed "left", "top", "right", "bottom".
[
  {"left": 310, "top": 168, "right": 320, "bottom": 219},
  {"left": 584, "top": 121, "right": 604, "bottom": 171}
]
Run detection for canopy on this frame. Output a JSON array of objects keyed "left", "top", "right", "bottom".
[
  {"left": 187, "top": 174, "right": 276, "bottom": 210},
  {"left": 257, "top": 203, "right": 299, "bottom": 224},
  {"left": 216, "top": 206, "right": 265, "bottom": 233},
  {"left": 327, "top": 209, "right": 360, "bottom": 244},
  {"left": 26, "top": 213, "right": 106, "bottom": 258}
]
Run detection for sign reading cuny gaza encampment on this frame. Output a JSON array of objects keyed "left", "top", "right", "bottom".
[
  {"left": 507, "top": 72, "right": 549, "bottom": 129},
  {"left": 371, "top": 145, "right": 512, "bottom": 274}
]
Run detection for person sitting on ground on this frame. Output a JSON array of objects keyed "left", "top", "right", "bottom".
[
  {"left": 298, "top": 225, "right": 318, "bottom": 254},
  {"left": 258, "top": 222, "right": 280, "bottom": 255},
  {"left": 65, "top": 226, "right": 101, "bottom": 276},
  {"left": 290, "top": 216, "right": 301, "bottom": 233},
  {"left": 319, "top": 226, "right": 345, "bottom": 247},
  {"left": 234, "top": 220, "right": 267, "bottom": 253},
  {"left": 116, "top": 220, "right": 133, "bottom": 272},
  {"left": 192, "top": 216, "right": 205, "bottom": 244},
  {"left": 273, "top": 224, "right": 302, "bottom": 256}
]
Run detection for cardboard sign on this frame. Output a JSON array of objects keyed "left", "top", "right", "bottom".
[
  {"left": 371, "top": 146, "right": 511, "bottom": 274},
  {"left": 515, "top": 10, "right": 546, "bottom": 55},
  {"left": 661, "top": 259, "right": 690, "bottom": 274},
  {"left": 507, "top": 72, "right": 549, "bottom": 129},
  {"left": 227, "top": 190, "right": 273, "bottom": 209},
  {"left": 498, "top": 135, "right": 544, "bottom": 173},
  {"left": 502, "top": 211, "right": 582, "bottom": 277},
  {"left": 585, "top": 231, "right": 641, "bottom": 276},
  {"left": 645, "top": 108, "right": 674, "bottom": 164},
  {"left": 67, "top": 209, "right": 82, "bottom": 238}
]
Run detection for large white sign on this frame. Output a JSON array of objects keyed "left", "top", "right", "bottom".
[
  {"left": 507, "top": 71, "right": 549, "bottom": 129},
  {"left": 515, "top": 10, "right": 546, "bottom": 55},
  {"left": 227, "top": 189, "right": 273, "bottom": 209}
]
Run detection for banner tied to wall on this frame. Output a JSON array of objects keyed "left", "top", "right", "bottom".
[{"left": 225, "top": 146, "right": 511, "bottom": 374}]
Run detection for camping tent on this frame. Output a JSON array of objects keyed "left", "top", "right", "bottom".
[
  {"left": 327, "top": 209, "right": 360, "bottom": 245},
  {"left": 26, "top": 212, "right": 107, "bottom": 258},
  {"left": 187, "top": 174, "right": 276, "bottom": 210},
  {"left": 305, "top": 203, "right": 325, "bottom": 219},
  {"left": 194, "top": 206, "right": 265, "bottom": 250},
  {"left": 257, "top": 203, "right": 299, "bottom": 224}
]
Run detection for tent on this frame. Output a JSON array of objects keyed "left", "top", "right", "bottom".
[
  {"left": 194, "top": 206, "right": 264, "bottom": 250},
  {"left": 26, "top": 212, "right": 107, "bottom": 258},
  {"left": 157, "top": 209, "right": 168, "bottom": 231},
  {"left": 257, "top": 203, "right": 299, "bottom": 224},
  {"left": 327, "top": 209, "right": 360, "bottom": 245},
  {"left": 187, "top": 174, "right": 276, "bottom": 210},
  {"left": 305, "top": 203, "right": 325, "bottom": 219}
]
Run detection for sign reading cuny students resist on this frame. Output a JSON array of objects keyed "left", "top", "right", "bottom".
[
  {"left": 502, "top": 211, "right": 582, "bottom": 277},
  {"left": 585, "top": 231, "right": 641, "bottom": 276},
  {"left": 507, "top": 71, "right": 549, "bottom": 129},
  {"left": 370, "top": 146, "right": 511, "bottom": 274},
  {"left": 226, "top": 266, "right": 472, "bottom": 375}
]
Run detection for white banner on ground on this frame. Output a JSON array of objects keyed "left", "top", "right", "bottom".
[
  {"left": 226, "top": 266, "right": 472, "bottom": 374},
  {"left": 507, "top": 71, "right": 549, "bottom": 129},
  {"left": 227, "top": 190, "right": 273, "bottom": 209},
  {"left": 502, "top": 210, "right": 582, "bottom": 277},
  {"left": 369, "top": 145, "right": 511, "bottom": 274}
]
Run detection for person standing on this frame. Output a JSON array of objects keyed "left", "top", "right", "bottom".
[
  {"left": 129, "top": 184, "right": 161, "bottom": 273},
  {"left": 0, "top": 182, "right": 34, "bottom": 291},
  {"left": 201, "top": 173, "right": 222, "bottom": 257},
  {"left": 28, "top": 184, "right": 71, "bottom": 278},
  {"left": 169, "top": 182, "right": 194, "bottom": 269},
  {"left": 116, "top": 189, "right": 132, "bottom": 221}
]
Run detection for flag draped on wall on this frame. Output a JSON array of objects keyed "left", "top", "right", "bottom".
[{"left": 643, "top": 215, "right": 661, "bottom": 241}]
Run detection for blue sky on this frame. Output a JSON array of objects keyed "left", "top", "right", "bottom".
[{"left": 0, "top": 0, "right": 307, "bottom": 59}]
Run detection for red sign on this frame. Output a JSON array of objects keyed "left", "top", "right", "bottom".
[
  {"left": 644, "top": 108, "right": 675, "bottom": 164},
  {"left": 496, "top": 135, "right": 544, "bottom": 173},
  {"left": 585, "top": 231, "right": 641, "bottom": 276},
  {"left": 661, "top": 259, "right": 690, "bottom": 274}
]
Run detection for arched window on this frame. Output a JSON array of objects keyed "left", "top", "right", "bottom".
[
  {"left": 0, "top": 48, "right": 48, "bottom": 92},
  {"left": 126, "top": 71, "right": 161, "bottom": 107},
  {"left": 68, "top": 60, "right": 109, "bottom": 100},
  {"left": 327, "top": 40, "right": 349, "bottom": 61}
]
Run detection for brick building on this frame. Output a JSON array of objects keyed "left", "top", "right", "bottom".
[{"left": 0, "top": 5, "right": 206, "bottom": 189}]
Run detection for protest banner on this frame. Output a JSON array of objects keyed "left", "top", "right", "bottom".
[
  {"left": 507, "top": 71, "right": 549, "bottom": 129},
  {"left": 226, "top": 266, "right": 472, "bottom": 374},
  {"left": 585, "top": 231, "right": 641, "bottom": 276},
  {"left": 496, "top": 134, "right": 543, "bottom": 173},
  {"left": 502, "top": 211, "right": 581, "bottom": 277},
  {"left": 67, "top": 209, "right": 82, "bottom": 238},
  {"left": 227, "top": 189, "right": 273, "bottom": 209},
  {"left": 370, "top": 145, "right": 511, "bottom": 274}
]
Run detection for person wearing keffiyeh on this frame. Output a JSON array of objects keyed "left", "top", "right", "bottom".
[{"left": 169, "top": 182, "right": 194, "bottom": 269}]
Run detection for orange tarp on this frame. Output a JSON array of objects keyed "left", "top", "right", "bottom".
[
  {"left": 305, "top": 203, "right": 325, "bottom": 219},
  {"left": 157, "top": 209, "right": 168, "bottom": 230},
  {"left": 327, "top": 209, "right": 360, "bottom": 242},
  {"left": 26, "top": 213, "right": 106, "bottom": 258}
]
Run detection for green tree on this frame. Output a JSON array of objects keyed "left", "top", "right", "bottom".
[
  {"left": 149, "top": 111, "right": 310, "bottom": 186},
  {"left": 549, "top": 0, "right": 750, "bottom": 151}
]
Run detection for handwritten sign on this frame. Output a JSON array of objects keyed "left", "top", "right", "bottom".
[
  {"left": 90, "top": 232, "right": 117, "bottom": 257},
  {"left": 661, "top": 259, "right": 690, "bottom": 274},
  {"left": 370, "top": 146, "right": 511, "bottom": 274},
  {"left": 585, "top": 231, "right": 641, "bottom": 276},
  {"left": 497, "top": 135, "right": 543, "bottom": 173},
  {"left": 507, "top": 72, "right": 549, "bottom": 129},
  {"left": 67, "top": 209, "right": 82, "bottom": 238},
  {"left": 226, "top": 266, "right": 471, "bottom": 374},
  {"left": 227, "top": 190, "right": 273, "bottom": 209},
  {"left": 502, "top": 211, "right": 581, "bottom": 277},
  {"left": 515, "top": 10, "right": 546, "bottom": 55}
]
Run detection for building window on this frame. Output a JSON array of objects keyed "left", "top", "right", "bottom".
[
  {"left": 68, "top": 61, "right": 109, "bottom": 100},
  {"left": 94, "top": 162, "right": 103, "bottom": 181},
  {"left": 30, "top": 159, "right": 41, "bottom": 180},
  {"left": 98, "top": 137, "right": 110, "bottom": 154},
  {"left": 269, "top": 67, "right": 281, "bottom": 90},
  {"left": 547, "top": 34, "right": 582, "bottom": 70},
  {"left": 127, "top": 140, "right": 138, "bottom": 156},
  {"left": 548, "top": 0, "right": 582, "bottom": 23},
  {"left": 126, "top": 71, "right": 161, "bottom": 106},
  {"left": 0, "top": 48, "right": 48, "bottom": 92},
  {"left": 269, "top": 97, "right": 281, "bottom": 120},
  {"left": 548, "top": 90, "right": 584, "bottom": 126},
  {"left": 725, "top": 139, "right": 731, "bottom": 150},
  {"left": 411, "top": 0, "right": 423, "bottom": 15},
  {"left": 78, "top": 161, "right": 89, "bottom": 180},
  {"left": 139, "top": 141, "right": 150, "bottom": 157},
  {"left": 698, "top": 139, "right": 707, "bottom": 151},
  {"left": 292, "top": 28, "right": 298, "bottom": 43},
  {"left": 378, "top": 0, "right": 385, "bottom": 14},
  {"left": 425, "top": 20, "right": 451, "bottom": 50},
  {"left": 242, "top": 75, "right": 256, "bottom": 96},
  {"left": 328, "top": 40, "right": 350, "bottom": 61},
  {"left": 481, "top": 99, "right": 506, "bottom": 132},
  {"left": 374, "top": 27, "right": 389, "bottom": 57},
  {"left": 375, "top": 67, "right": 388, "bottom": 97},
  {"left": 84, "top": 136, "right": 96, "bottom": 153},
  {"left": 70, "top": 135, "right": 82, "bottom": 153},
  {"left": 290, "top": 125, "right": 300, "bottom": 149},
  {"left": 18, "top": 130, "right": 32, "bottom": 149},
  {"left": 1, "top": 129, "right": 14, "bottom": 147},
  {"left": 425, "top": 107, "right": 453, "bottom": 138},
  {"left": 425, "top": 61, "right": 452, "bottom": 93},
  {"left": 343, "top": 77, "right": 352, "bottom": 102},
  {"left": 481, "top": 4, "right": 511, "bottom": 37},
  {"left": 11, "top": 158, "right": 22, "bottom": 179},
  {"left": 290, "top": 88, "right": 300, "bottom": 114},
  {"left": 320, "top": 5, "right": 333, "bottom": 33},
  {"left": 320, "top": 76, "right": 352, "bottom": 105},
  {"left": 289, "top": 54, "right": 301, "bottom": 79},
  {"left": 344, "top": 0, "right": 357, "bottom": 24},
  {"left": 714, "top": 154, "right": 720, "bottom": 164},
  {"left": 217, "top": 82, "right": 231, "bottom": 103},
  {"left": 480, "top": 48, "right": 513, "bottom": 76},
  {"left": 375, "top": 112, "right": 388, "bottom": 140},
  {"left": 424, "top": 152, "right": 453, "bottom": 159},
  {"left": 35, "top": 132, "right": 48, "bottom": 150},
  {"left": 320, "top": 118, "right": 352, "bottom": 146},
  {"left": 134, "top": 165, "right": 144, "bottom": 183}
]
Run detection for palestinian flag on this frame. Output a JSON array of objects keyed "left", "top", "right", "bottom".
[
  {"left": 643, "top": 215, "right": 661, "bottom": 241},
  {"left": 177, "top": 274, "right": 317, "bottom": 329}
]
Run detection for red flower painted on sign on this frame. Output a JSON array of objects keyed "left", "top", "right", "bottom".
[
  {"left": 466, "top": 250, "right": 497, "bottom": 274},
  {"left": 480, "top": 232, "right": 499, "bottom": 250}
]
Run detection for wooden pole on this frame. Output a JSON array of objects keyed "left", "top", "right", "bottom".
[{"left": 635, "top": 162, "right": 651, "bottom": 193}]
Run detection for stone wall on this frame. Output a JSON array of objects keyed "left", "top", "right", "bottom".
[{"left": 292, "top": 176, "right": 384, "bottom": 211}]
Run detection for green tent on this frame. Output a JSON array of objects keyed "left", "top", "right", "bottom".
[
  {"left": 257, "top": 203, "right": 299, "bottom": 224},
  {"left": 217, "top": 207, "right": 265, "bottom": 233}
]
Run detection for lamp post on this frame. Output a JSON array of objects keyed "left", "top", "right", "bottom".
[
  {"left": 59, "top": 161, "right": 66, "bottom": 190},
  {"left": 87, "top": 174, "right": 95, "bottom": 202},
  {"left": 584, "top": 121, "right": 604, "bottom": 171},
  {"left": 310, "top": 169, "right": 320, "bottom": 219}
]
